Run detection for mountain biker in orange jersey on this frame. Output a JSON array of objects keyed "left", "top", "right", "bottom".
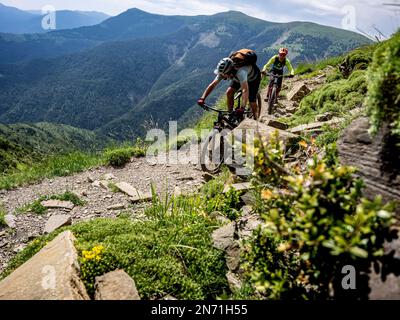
[
  {"left": 261, "top": 48, "right": 295, "bottom": 103},
  {"left": 198, "top": 56, "right": 261, "bottom": 119}
]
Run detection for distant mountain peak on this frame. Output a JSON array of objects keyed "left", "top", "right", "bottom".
[
  {"left": 213, "top": 10, "right": 250, "bottom": 17},
  {"left": 125, "top": 7, "right": 153, "bottom": 15}
]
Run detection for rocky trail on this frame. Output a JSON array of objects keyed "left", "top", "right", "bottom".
[{"left": 0, "top": 156, "right": 206, "bottom": 273}]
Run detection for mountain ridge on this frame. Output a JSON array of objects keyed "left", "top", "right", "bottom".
[
  {"left": 0, "top": 2, "right": 109, "bottom": 34},
  {"left": 0, "top": 9, "right": 373, "bottom": 141}
]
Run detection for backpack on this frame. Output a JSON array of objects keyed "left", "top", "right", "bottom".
[{"left": 230, "top": 49, "right": 257, "bottom": 68}]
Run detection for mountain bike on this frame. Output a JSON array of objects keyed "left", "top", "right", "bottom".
[
  {"left": 198, "top": 91, "right": 255, "bottom": 174},
  {"left": 264, "top": 72, "right": 291, "bottom": 115}
]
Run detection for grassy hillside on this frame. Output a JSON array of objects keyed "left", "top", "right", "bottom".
[{"left": 0, "top": 122, "right": 109, "bottom": 173}]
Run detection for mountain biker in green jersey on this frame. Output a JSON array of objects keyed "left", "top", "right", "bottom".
[
  {"left": 198, "top": 55, "right": 261, "bottom": 119},
  {"left": 261, "top": 47, "right": 295, "bottom": 103}
]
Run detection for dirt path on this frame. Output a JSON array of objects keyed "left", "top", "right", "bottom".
[{"left": 0, "top": 154, "right": 205, "bottom": 273}]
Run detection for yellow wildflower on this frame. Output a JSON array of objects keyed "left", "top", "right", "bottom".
[
  {"left": 299, "top": 140, "right": 308, "bottom": 148},
  {"left": 261, "top": 189, "right": 273, "bottom": 200}
]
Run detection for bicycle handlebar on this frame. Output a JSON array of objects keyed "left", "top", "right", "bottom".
[
  {"left": 200, "top": 104, "right": 230, "bottom": 114},
  {"left": 200, "top": 103, "right": 252, "bottom": 115},
  {"left": 263, "top": 72, "right": 293, "bottom": 79}
]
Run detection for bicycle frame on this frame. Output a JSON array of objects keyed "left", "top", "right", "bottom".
[
  {"left": 266, "top": 72, "right": 285, "bottom": 87},
  {"left": 200, "top": 103, "right": 252, "bottom": 131}
]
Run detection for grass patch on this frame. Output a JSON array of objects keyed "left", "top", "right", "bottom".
[
  {"left": 0, "top": 204, "right": 6, "bottom": 227},
  {"left": 0, "top": 152, "right": 104, "bottom": 191},
  {"left": 0, "top": 172, "right": 255, "bottom": 300},
  {"left": 287, "top": 69, "right": 367, "bottom": 127},
  {"left": 18, "top": 191, "right": 85, "bottom": 215},
  {"left": 2, "top": 191, "right": 231, "bottom": 300},
  {"left": 104, "top": 138, "right": 147, "bottom": 167},
  {"left": 0, "top": 138, "right": 148, "bottom": 191},
  {"left": 295, "top": 55, "right": 344, "bottom": 76},
  {"left": 367, "top": 32, "right": 400, "bottom": 138},
  {"left": 107, "top": 182, "right": 119, "bottom": 193},
  {"left": 199, "top": 168, "right": 242, "bottom": 220}
]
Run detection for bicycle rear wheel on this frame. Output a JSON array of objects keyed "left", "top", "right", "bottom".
[
  {"left": 268, "top": 87, "right": 277, "bottom": 115},
  {"left": 200, "top": 129, "right": 224, "bottom": 174}
]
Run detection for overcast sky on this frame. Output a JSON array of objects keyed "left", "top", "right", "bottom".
[{"left": 2, "top": 0, "right": 400, "bottom": 39}]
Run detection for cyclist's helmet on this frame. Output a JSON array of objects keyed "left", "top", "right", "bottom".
[
  {"left": 279, "top": 47, "right": 288, "bottom": 57},
  {"left": 214, "top": 57, "right": 234, "bottom": 75}
]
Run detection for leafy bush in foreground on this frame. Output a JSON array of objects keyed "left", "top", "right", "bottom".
[{"left": 243, "top": 134, "right": 396, "bottom": 299}]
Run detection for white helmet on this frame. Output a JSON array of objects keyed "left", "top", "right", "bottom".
[{"left": 214, "top": 57, "right": 234, "bottom": 75}]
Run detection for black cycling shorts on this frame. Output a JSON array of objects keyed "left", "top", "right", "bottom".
[{"left": 229, "top": 68, "right": 261, "bottom": 103}]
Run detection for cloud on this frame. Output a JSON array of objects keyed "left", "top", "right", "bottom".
[{"left": 2, "top": 0, "right": 399, "bottom": 37}]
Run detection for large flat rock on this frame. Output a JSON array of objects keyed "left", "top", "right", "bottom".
[
  {"left": 229, "top": 119, "right": 298, "bottom": 146},
  {"left": 0, "top": 231, "right": 89, "bottom": 300},
  {"left": 289, "top": 118, "right": 343, "bottom": 135},
  {"left": 41, "top": 200, "right": 74, "bottom": 210},
  {"left": 115, "top": 182, "right": 152, "bottom": 203},
  {"left": 259, "top": 115, "right": 289, "bottom": 131},
  {"left": 4, "top": 214, "right": 16, "bottom": 229},
  {"left": 286, "top": 83, "right": 311, "bottom": 102},
  {"left": 43, "top": 215, "right": 72, "bottom": 234},
  {"left": 95, "top": 270, "right": 140, "bottom": 300},
  {"left": 368, "top": 229, "right": 400, "bottom": 300},
  {"left": 212, "top": 222, "right": 236, "bottom": 251},
  {"left": 223, "top": 182, "right": 252, "bottom": 194},
  {"left": 338, "top": 117, "right": 400, "bottom": 216}
]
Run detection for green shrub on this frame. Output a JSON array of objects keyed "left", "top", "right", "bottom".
[
  {"left": 244, "top": 135, "right": 396, "bottom": 299},
  {"left": 131, "top": 138, "right": 148, "bottom": 157},
  {"left": 206, "top": 188, "right": 242, "bottom": 221},
  {"left": 104, "top": 139, "right": 147, "bottom": 167},
  {"left": 104, "top": 148, "right": 133, "bottom": 167},
  {"left": 338, "top": 46, "right": 374, "bottom": 77},
  {"left": 326, "top": 70, "right": 344, "bottom": 83},
  {"left": 199, "top": 168, "right": 242, "bottom": 220},
  {"left": 367, "top": 32, "right": 400, "bottom": 137}
]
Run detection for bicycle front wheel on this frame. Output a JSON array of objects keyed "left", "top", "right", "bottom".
[{"left": 200, "top": 129, "right": 224, "bottom": 174}]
